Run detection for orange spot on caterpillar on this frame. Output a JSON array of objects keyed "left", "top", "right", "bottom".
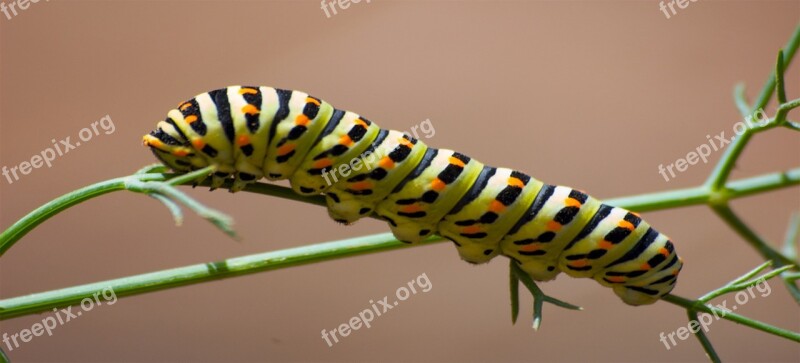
[
  {"left": 400, "top": 204, "right": 423, "bottom": 213},
  {"left": 519, "top": 244, "right": 540, "bottom": 252},
  {"left": 179, "top": 103, "right": 192, "bottom": 111},
  {"left": 295, "top": 114, "right": 310, "bottom": 126},
  {"left": 350, "top": 181, "right": 372, "bottom": 191},
  {"left": 430, "top": 178, "right": 446, "bottom": 191},
  {"left": 143, "top": 136, "right": 162, "bottom": 148},
  {"left": 569, "top": 259, "right": 588, "bottom": 268},
  {"left": 448, "top": 156, "right": 465, "bottom": 168},
  {"left": 379, "top": 156, "right": 394, "bottom": 169},
  {"left": 242, "top": 104, "right": 260, "bottom": 115},
  {"left": 598, "top": 240, "right": 614, "bottom": 250},
  {"left": 546, "top": 220, "right": 562, "bottom": 231},
  {"left": 150, "top": 140, "right": 163, "bottom": 148},
  {"left": 339, "top": 135, "right": 354, "bottom": 146},
  {"left": 306, "top": 97, "right": 321, "bottom": 106},
  {"left": 173, "top": 149, "right": 189, "bottom": 157},
  {"left": 239, "top": 88, "right": 258, "bottom": 95},
  {"left": 192, "top": 139, "right": 205, "bottom": 149},
  {"left": 185, "top": 115, "right": 198, "bottom": 124},
  {"left": 277, "top": 144, "right": 295, "bottom": 156},
  {"left": 313, "top": 159, "right": 333, "bottom": 169},
  {"left": 489, "top": 200, "right": 505, "bottom": 213},
  {"left": 564, "top": 197, "right": 582, "bottom": 208},
  {"left": 659, "top": 247, "right": 670, "bottom": 257},
  {"left": 606, "top": 276, "right": 625, "bottom": 283},
  {"left": 398, "top": 138, "right": 414, "bottom": 148},
  {"left": 618, "top": 220, "right": 635, "bottom": 231},
  {"left": 640, "top": 263, "right": 651, "bottom": 270},
  {"left": 508, "top": 177, "right": 524, "bottom": 189},
  {"left": 462, "top": 225, "right": 482, "bottom": 234},
  {"left": 237, "top": 135, "right": 250, "bottom": 146}
]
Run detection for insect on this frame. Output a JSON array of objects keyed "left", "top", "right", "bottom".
[{"left": 143, "top": 86, "right": 682, "bottom": 306}]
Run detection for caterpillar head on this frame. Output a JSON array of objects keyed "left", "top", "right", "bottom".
[{"left": 142, "top": 120, "right": 208, "bottom": 173}]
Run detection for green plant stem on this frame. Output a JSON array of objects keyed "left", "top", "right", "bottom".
[
  {"left": 0, "top": 174, "right": 165, "bottom": 257},
  {"left": 661, "top": 294, "right": 800, "bottom": 343},
  {"left": 605, "top": 167, "right": 800, "bottom": 212},
  {"left": 782, "top": 214, "right": 800, "bottom": 303},
  {"left": 687, "top": 310, "right": 721, "bottom": 363},
  {"left": 706, "top": 25, "right": 800, "bottom": 190},
  {"left": 711, "top": 206, "right": 795, "bottom": 267},
  {"left": 734, "top": 83, "right": 751, "bottom": 118},
  {"left": 1, "top": 230, "right": 796, "bottom": 347},
  {"left": 0, "top": 233, "right": 443, "bottom": 320},
  {"left": 753, "top": 25, "right": 800, "bottom": 116}
]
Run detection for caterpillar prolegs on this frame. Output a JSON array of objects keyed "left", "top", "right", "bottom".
[{"left": 142, "top": 86, "right": 682, "bottom": 306}]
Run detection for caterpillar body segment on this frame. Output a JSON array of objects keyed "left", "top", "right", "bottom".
[
  {"left": 143, "top": 86, "right": 683, "bottom": 306},
  {"left": 290, "top": 110, "right": 382, "bottom": 196},
  {"left": 325, "top": 130, "right": 430, "bottom": 225}
]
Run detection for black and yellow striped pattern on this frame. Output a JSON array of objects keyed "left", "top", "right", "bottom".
[{"left": 143, "top": 86, "right": 682, "bottom": 306}]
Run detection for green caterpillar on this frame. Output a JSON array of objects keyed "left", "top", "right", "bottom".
[{"left": 143, "top": 86, "right": 682, "bottom": 306}]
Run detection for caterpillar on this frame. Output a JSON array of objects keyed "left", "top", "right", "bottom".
[{"left": 142, "top": 86, "right": 682, "bottom": 306}]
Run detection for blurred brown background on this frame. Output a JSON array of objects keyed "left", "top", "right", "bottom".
[{"left": 1, "top": 1, "right": 799, "bottom": 362}]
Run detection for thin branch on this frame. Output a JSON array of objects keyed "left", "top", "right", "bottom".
[
  {"left": 687, "top": 310, "right": 721, "bottom": 363},
  {"left": 752, "top": 25, "right": 800, "bottom": 114},
  {"left": 608, "top": 167, "right": 800, "bottom": 212},
  {"left": 0, "top": 175, "right": 157, "bottom": 257},
  {"left": 710, "top": 205, "right": 795, "bottom": 267},
  {"left": 706, "top": 25, "right": 800, "bottom": 190},
  {"left": 776, "top": 51, "right": 787, "bottom": 104},
  {"left": 782, "top": 213, "right": 800, "bottom": 304},
  {"left": 0, "top": 232, "right": 444, "bottom": 320},
  {"left": 510, "top": 261, "right": 582, "bottom": 330},
  {"left": 510, "top": 265, "right": 520, "bottom": 324},
  {"left": 734, "top": 83, "right": 751, "bottom": 118},
  {"left": 661, "top": 294, "right": 800, "bottom": 343}
]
